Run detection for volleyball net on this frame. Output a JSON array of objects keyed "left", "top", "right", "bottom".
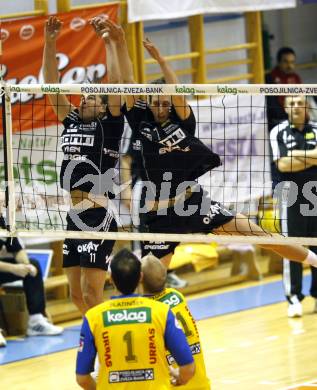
[{"left": 1, "top": 82, "right": 317, "bottom": 244}]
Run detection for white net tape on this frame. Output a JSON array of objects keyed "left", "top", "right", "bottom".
[{"left": 4, "top": 82, "right": 317, "bottom": 96}]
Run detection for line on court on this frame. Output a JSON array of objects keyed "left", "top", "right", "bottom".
[
  {"left": 187, "top": 274, "right": 312, "bottom": 321},
  {"left": 0, "top": 274, "right": 313, "bottom": 365},
  {"left": 279, "top": 379, "right": 317, "bottom": 389}
]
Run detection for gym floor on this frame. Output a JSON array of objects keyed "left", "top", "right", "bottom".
[{"left": 1, "top": 274, "right": 317, "bottom": 390}]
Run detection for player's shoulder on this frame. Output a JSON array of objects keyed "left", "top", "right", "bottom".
[
  {"left": 124, "top": 99, "right": 148, "bottom": 112},
  {"left": 309, "top": 120, "right": 317, "bottom": 129},
  {"left": 86, "top": 300, "right": 111, "bottom": 318},
  {"left": 134, "top": 99, "right": 148, "bottom": 110},
  {"left": 64, "top": 108, "right": 80, "bottom": 122},
  {"left": 155, "top": 288, "right": 186, "bottom": 308},
  {"left": 270, "top": 120, "right": 289, "bottom": 137},
  {"left": 146, "top": 295, "right": 170, "bottom": 309},
  {"left": 140, "top": 295, "right": 171, "bottom": 317}
]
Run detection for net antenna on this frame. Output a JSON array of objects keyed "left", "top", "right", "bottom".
[{"left": 1, "top": 24, "right": 16, "bottom": 235}]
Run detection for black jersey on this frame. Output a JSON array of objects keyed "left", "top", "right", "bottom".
[
  {"left": 0, "top": 216, "right": 23, "bottom": 255},
  {"left": 122, "top": 100, "right": 221, "bottom": 200},
  {"left": 270, "top": 120, "right": 317, "bottom": 185},
  {"left": 60, "top": 107, "right": 124, "bottom": 195}
]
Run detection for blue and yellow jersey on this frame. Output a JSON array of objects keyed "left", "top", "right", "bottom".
[
  {"left": 76, "top": 294, "right": 193, "bottom": 389},
  {"left": 153, "top": 288, "right": 211, "bottom": 390}
]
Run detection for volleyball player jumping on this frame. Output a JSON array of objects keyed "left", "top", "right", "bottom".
[
  {"left": 42, "top": 16, "right": 124, "bottom": 313},
  {"left": 94, "top": 20, "right": 317, "bottom": 271}
]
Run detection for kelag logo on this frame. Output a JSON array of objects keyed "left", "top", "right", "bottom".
[
  {"left": 159, "top": 291, "right": 183, "bottom": 308},
  {"left": 103, "top": 307, "right": 152, "bottom": 326},
  {"left": 175, "top": 85, "right": 196, "bottom": 94},
  {"left": 217, "top": 85, "right": 238, "bottom": 95}
]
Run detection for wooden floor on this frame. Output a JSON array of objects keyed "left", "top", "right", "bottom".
[
  {"left": 201, "top": 298, "right": 317, "bottom": 389},
  {"left": 1, "top": 296, "right": 317, "bottom": 390}
]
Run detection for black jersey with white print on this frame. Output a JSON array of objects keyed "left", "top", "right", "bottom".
[
  {"left": 122, "top": 100, "right": 221, "bottom": 199},
  {"left": 60, "top": 107, "right": 124, "bottom": 195},
  {"left": 270, "top": 120, "right": 317, "bottom": 185}
]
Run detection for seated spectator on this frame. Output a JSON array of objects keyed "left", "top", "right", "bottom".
[{"left": 0, "top": 215, "right": 63, "bottom": 347}]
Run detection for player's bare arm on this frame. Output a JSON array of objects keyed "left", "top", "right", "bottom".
[
  {"left": 287, "top": 148, "right": 317, "bottom": 166},
  {"left": 120, "top": 155, "right": 133, "bottom": 210},
  {"left": 100, "top": 19, "right": 139, "bottom": 110},
  {"left": 76, "top": 374, "right": 96, "bottom": 390},
  {"left": 42, "top": 16, "right": 74, "bottom": 121},
  {"left": 277, "top": 156, "right": 313, "bottom": 172},
  {"left": 143, "top": 37, "right": 191, "bottom": 120},
  {"left": 90, "top": 17, "right": 121, "bottom": 116}
]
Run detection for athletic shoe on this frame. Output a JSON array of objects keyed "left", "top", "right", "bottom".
[
  {"left": 27, "top": 315, "right": 64, "bottom": 336},
  {"left": 166, "top": 272, "right": 188, "bottom": 288},
  {"left": 0, "top": 329, "right": 6, "bottom": 347},
  {"left": 287, "top": 302, "right": 302, "bottom": 318}
]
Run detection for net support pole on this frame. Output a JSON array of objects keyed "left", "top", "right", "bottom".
[
  {"left": 57, "top": 0, "right": 71, "bottom": 13},
  {"left": 2, "top": 89, "right": 16, "bottom": 234},
  {"left": 245, "top": 11, "right": 264, "bottom": 83},
  {"left": 34, "top": 0, "right": 49, "bottom": 14},
  {"left": 188, "top": 14, "right": 207, "bottom": 84},
  {"left": 135, "top": 22, "right": 146, "bottom": 83}
]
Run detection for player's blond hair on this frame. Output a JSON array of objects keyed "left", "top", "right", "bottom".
[{"left": 141, "top": 254, "right": 167, "bottom": 294}]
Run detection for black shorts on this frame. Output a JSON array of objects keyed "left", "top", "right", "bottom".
[
  {"left": 141, "top": 187, "right": 234, "bottom": 258},
  {"left": 63, "top": 207, "right": 117, "bottom": 270}
]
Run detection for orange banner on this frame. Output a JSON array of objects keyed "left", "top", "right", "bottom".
[{"left": 1, "top": 4, "right": 119, "bottom": 132}]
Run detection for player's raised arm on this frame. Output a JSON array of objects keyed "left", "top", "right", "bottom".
[
  {"left": 143, "top": 37, "right": 191, "bottom": 120},
  {"left": 90, "top": 17, "right": 121, "bottom": 117},
  {"left": 102, "top": 19, "right": 141, "bottom": 109},
  {"left": 42, "top": 16, "right": 74, "bottom": 121}
]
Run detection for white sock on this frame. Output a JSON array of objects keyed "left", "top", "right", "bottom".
[
  {"left": 304, "top": 250, "right": 317, "bottom": 268},
  {"left": 94, "top": 357, "right": 100, "bottom": 373},
  {"left": 28, "top": 313, "right": 44, "bottom": 325}
]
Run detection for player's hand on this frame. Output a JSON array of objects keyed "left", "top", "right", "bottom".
[
  {"left": 103, "top": 20, "right": 125, "bottom": 43},
  {"left": 11, "top": 264, "right": 32, "bottom": 278},
  {"left": 89, "top": 16, "right": 110, "bottom": 41},
  {"left": 169, "top": 366, "right": 181, "bottom": 386},
  {"left": 143, "top": 38, "right": 164, "bottom": 64},
  {"left": 45, "top": 16, "right": 63, "bottom": 42},
  {"left": 26, "top": 264, "right": 38, "bottom": 277}
]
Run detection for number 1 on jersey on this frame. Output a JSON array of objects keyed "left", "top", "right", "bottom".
[
  {"left": 176, "top": 312, "right": 192, "bottom": 337},
  {"left": 123, "top": 331, "right": 137, "bottom": 362}
]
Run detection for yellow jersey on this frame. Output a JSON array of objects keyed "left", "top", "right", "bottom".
[
  {"left": 153, "top": 288, "right": 211, "bottom": 390},
  {"left": 76, "top": 294, "right": 194, "bottom": 389}
]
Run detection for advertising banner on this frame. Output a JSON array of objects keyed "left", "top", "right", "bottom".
[
  {"left": 127, "top": 0, "right": 296, "bottom": 22},
  {"left": 1, "top": 4, "right": 119, "bottom": 132}
]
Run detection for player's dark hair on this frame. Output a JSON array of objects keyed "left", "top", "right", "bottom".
[
  {"left": 149, "top": 77, "right": 166, "bottom": 103},
  {"left": 277, "top": 47, "right": 296, "bottom": 63},
  {"left": 150, "top": 77, "right": 166, "bottom": 85},
  {"left": 100, "top": 95, "right": 108, "bottom": 105},
  {"left": 87, "top": 75, "right": 109, "bottom": 106},
  {"left": 110, "top": 249, "right": 141, "bottom": 294}
]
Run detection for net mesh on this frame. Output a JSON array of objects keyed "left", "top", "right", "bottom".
[{"left": 1, "top": 83, "right": 317, "bottom": 244}]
